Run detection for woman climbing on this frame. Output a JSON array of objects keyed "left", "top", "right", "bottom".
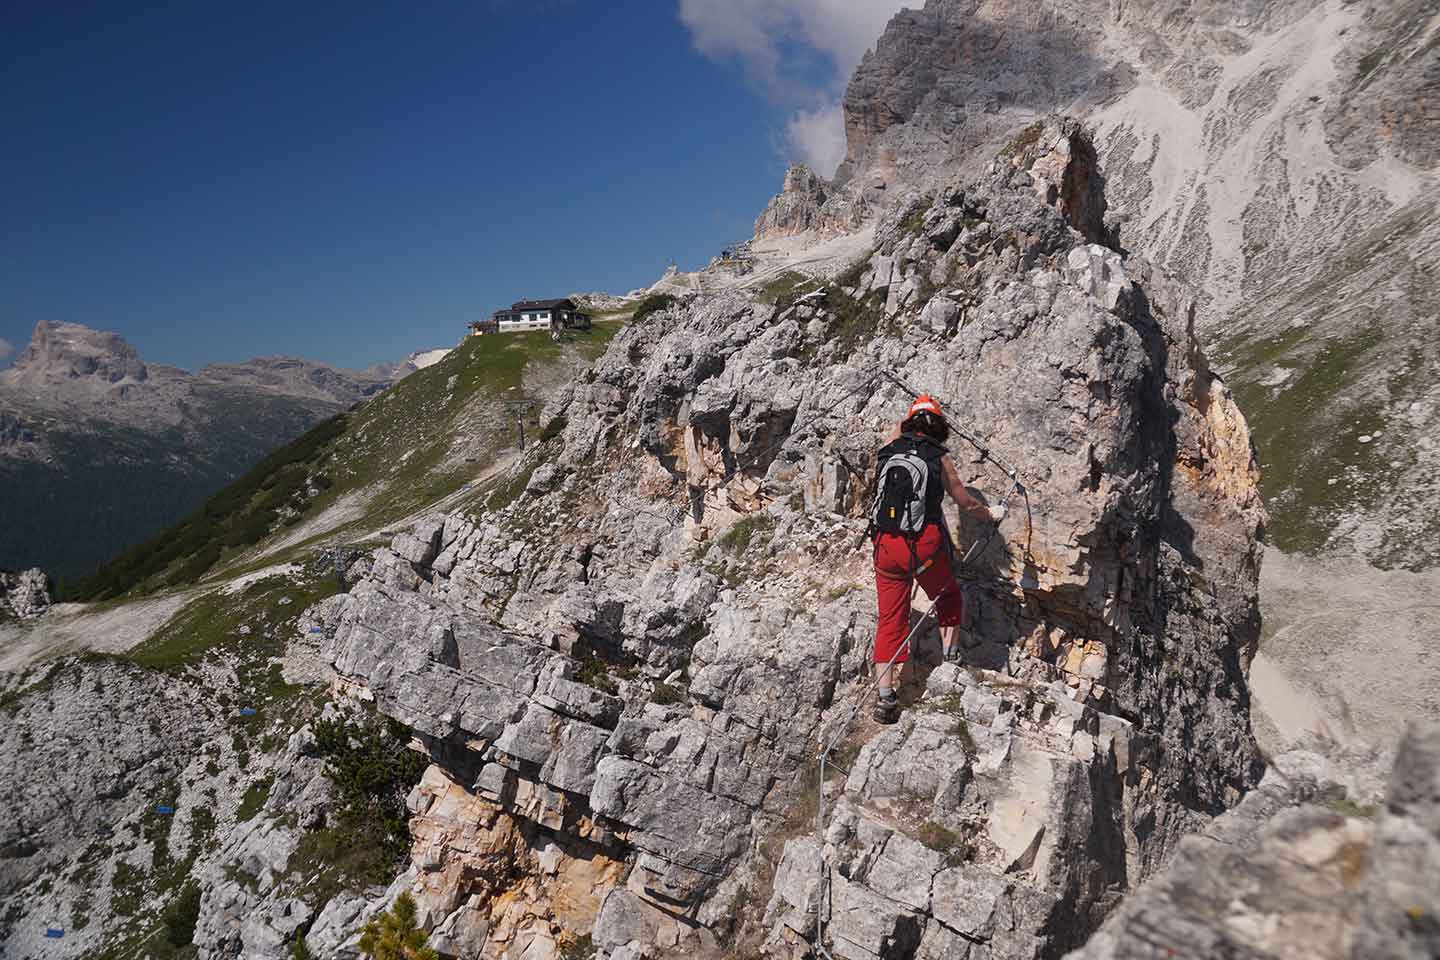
[{"left": 869, "top": 395, "right": 1004, "bottom": 724}]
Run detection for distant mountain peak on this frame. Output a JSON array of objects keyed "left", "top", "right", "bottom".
[{"left": 2, "top": 319, "right": 150, "bottom": 389}]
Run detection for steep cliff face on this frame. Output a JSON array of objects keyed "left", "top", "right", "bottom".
[
  {"left": 820, "top": 0, "right": 1440, "bottom": 568},
  {"left": 294, "top": 120, "right": 1264, "bottom": 959}
]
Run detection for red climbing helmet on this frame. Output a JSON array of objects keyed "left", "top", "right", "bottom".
[{"left": 907, "top": 394, "right": 942, "bottom": 419}]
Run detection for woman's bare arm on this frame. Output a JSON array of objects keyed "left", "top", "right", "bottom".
[{"left": 941, "top": 456, "right": 996, "bottom": 522}]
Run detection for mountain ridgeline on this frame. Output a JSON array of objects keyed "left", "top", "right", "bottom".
[
  {"left": 0, "top": 321, "right": 401, "bottom": 581},
  {"left": 58, "top": 323, "right": 623, "bottom": 602},
  {"left": 765, "top": 0, "right": 1440, "bottom": 569}
]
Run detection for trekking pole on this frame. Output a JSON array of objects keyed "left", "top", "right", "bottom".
[
  {"left": 815, "top": 475, "right": 1022, "bottom": 955},
  {"left": 813, "top": 588, "right": 943, "bottom": 960}
]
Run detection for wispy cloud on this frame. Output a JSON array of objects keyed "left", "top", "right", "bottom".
[
  {"left": 785, "top": 103, "right": 849, "bottom": 177},
  {"left": 0, "top": 338, "right": 12, "bottom": 361},
  {"left": 678, "top": 0, "right": 909, "bottom": 176}
]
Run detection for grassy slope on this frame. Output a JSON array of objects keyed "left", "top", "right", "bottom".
[
  {"left": 1213, "top": 200, "right": 1437, "bottom": 568},
  {"left": 67, "top": 325, "right": 620, "bottom": 602}
]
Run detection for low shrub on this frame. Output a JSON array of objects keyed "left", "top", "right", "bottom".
[{"left": 632, "top": 294, "right": 677, "bottom": 323}]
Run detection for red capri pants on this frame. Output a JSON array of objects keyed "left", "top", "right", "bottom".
[{"left": 873, "top": 523, "right": 963, "bottom": 666}]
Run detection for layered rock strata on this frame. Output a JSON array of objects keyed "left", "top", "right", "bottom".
[{"left": 304, "top": 119, "right": 1265, "bottom": 958}]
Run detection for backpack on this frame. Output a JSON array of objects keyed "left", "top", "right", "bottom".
[{"left": 870, "top": 435, "right": 945, "bottom": 537}]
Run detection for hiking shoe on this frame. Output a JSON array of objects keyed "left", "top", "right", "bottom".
[
  {"left": 872, "top": 692, "right": 900, "bottom": 725},
  {"left": 943, "top": 644, "right": 962, "bottom": 664}
]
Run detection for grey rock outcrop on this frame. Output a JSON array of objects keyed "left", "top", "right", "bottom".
[
  {"left": 753, "top": 164, "right": 868, "bottom": 242},
  {"left": 1068, "top": 725, "right": 1440, "bottom": 960},
  {"left": 0, "top": 568, "right": 50, "bottom": 620},
  {"left": 304, "top": 118, "right": 1265, "bottom": 958},
  {"left": 827, "top": 0, "right": 1440, "bottom": 569}
]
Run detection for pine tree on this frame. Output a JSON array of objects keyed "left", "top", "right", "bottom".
[{"left": 358, "top": 892, "right": 438, "bottom": 960}]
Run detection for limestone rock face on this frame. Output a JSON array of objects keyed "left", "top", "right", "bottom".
[
  {"left": 0, "top": 568, "right": 50, "bottom": 620},
  {"left": 1068, "top": 724, "right": 1440, "bottom": 960},
  {"left": 753, "top": 163, "right": 868, "bottom": 242},
  {"left": 833, "top": 0, "right": 1440, "bottom": 568},
  {"left": 0, "top": 652, "right": 338, "bottom": 960},
  {"left": 308, "top": 120, "right": 1265, "bottom": 958},
  {"left": 3, "top": 320, "right": 151, "bottom": 390}
]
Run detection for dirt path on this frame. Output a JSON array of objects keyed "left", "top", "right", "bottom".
[
  {"left": 0, "top": 590, "right": 196, "bottom": 671},
  {"left": 1249, "top": 547, "right": 1440, "bottom": 753},
  {"left": 374, "top": 450, "right": 519, "bottom": 538}
]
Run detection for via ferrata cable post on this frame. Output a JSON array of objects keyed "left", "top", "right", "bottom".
[{"left": 502, "top": 399, "right": 536, "bottom": 451}]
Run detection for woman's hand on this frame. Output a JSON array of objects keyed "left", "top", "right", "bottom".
[{"left": 942, "top": 456, "right": 997, "bottom": 522}]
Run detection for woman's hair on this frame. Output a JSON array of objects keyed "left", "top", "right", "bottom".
[{"left": 902, "top": 410, "right": 949, "bottom": 443}]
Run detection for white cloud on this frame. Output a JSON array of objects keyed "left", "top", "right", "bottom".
[
  {"left": 0, "top": 338, "right": 11, "bottom": 361},
  {"left": 786, "top": 101, "right": 848, "bottom": 175},
  {"left": 678, "top": 0, "right": 910, "bottom": 176}
]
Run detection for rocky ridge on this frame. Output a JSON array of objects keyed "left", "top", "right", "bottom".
[
  {"left": 783, "top": 0, "right": 1440, "bottom": 568},
  {"left": 753, "top": 165, "right": 869, "bottom": 243},
  {"left": 1070, "top": 725, "right": 1440, "bottom": 960},
  {"left": 0, "top": 321, "right": 394, "bottom": 421},
  {"left": 270, "top": 120, "right": 1267, "bottom": 959}
]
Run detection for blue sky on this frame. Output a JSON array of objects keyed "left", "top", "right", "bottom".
[{"left": 1, "top": 0, "right": 905, "bottom": 371}]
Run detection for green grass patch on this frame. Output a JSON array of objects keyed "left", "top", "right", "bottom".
[
  {"left": 834, "top": 252, "right": 872, "bottom": 290},
  {"left": 826, "top": 287, "right": 890, "bottom": 361},
  {"left": 1327, "top": 795, "right": 1379, "bottom": 819},
  {"left": 915, "top": 820, "right": 973, "bottom": 867},
  {"left": 718, "top": 513, "right": 775, "bottom": 555},
  {"left": 632, "top": 294, "right": 678, "bottom": 323},
  {"left": 0, "top": 661, "right": 67, "bottom": 715},
  {"left": 124, "top": 573, "right": 339, "bottom": 703},
  {"left": 900, "top": 204, "right": 928, "bottom": 238},
  {"left": 1006, "top": 120, "right": 1045, "bottom": 157},
  {"left": 66, "top": 323, "right": 622, "bottom": 600},
  {"left": 284, "top": 708, "right": 427, "bottom": 903},
  {"left": 539, "top": 415, "right": 568, "bottom": 443},
  {"left": 921, "top": 693, "right": 977, "bottom": 755},
  {"left": 484, "top": 459, "right": 543, "bottom": 512},
  {"left": 236, "top": 776, "right": 274, "bottom": 823},
  {"left": 1223, "top": 323, "right": 1388, "bottom": 555},
  {"left": 650, "top": 681, "right": 687, "bottom": 706},
  {"left": 757, "top": 271, "right": 820, "bottom": 306},
  {"left": 110, "top": 861, "right": 147, "bottom": 917}
]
